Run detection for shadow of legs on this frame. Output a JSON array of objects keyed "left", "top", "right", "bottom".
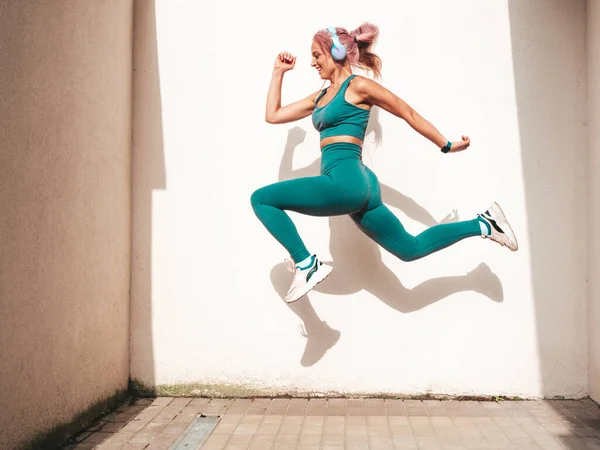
[
  {"left": 270, "top": 264, "right": 340, "bottom": 367},
  {"left": 320, "top": 216, "right": 504, "bottom": 308},
  {"left": 365, "top": 261, "right": 504, "bottom": 313},
  {"left": 268, "top": 126, "right": 504, "bottom": 365}
]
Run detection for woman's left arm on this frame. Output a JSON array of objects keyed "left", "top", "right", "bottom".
[{"left": 353, "top": 76, "right": 470, "bottom": 153}]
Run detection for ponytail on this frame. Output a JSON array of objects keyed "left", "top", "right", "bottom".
[{"left": 351, "top": 23, "right": 382, "bottom": 79}]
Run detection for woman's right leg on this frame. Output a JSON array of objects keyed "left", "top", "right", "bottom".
[
  {"left": 251, "top": 159, "right": 371, "bottom": 303},
  {"left": 251, "top": 172, "right": 369, "bottom": 263},
  {"left": 251, "top": 178, "right": 313, "bottom": 265}
]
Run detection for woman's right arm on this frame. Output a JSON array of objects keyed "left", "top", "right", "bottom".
[{"left": 265, "top": 52, "right": 319, "bottom": 124}]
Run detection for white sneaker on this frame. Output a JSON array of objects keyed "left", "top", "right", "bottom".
[
  {"left": 478, "top": 202, "right": 519, "bottom": 251},
  {"left": 284, "top": 255, "right": 333, "bottom": 303}
]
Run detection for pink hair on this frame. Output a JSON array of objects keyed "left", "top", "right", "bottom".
[{"left": 313, "top": 22, "right": 382, "bottom": 78}]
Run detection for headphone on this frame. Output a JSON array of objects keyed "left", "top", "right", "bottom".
[{"left": 327, "top": 26, "right": 347, "bottom": 61}]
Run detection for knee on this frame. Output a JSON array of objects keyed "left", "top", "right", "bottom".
[
  {"left": 398, "top": 252, "right": 419, "bottom": 263},
  {"left": 250, "top": 187, "right": 265, "bottom": 211},
  {"left": 396, "top": 244, "right": 423, "bottom": 262},
  {"left": 394, "top": 240, "right": 421, "bottom": 262}
]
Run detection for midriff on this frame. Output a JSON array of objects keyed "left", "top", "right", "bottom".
[{"left": 319, "top": 135, "right": 363, "bottom": 149}]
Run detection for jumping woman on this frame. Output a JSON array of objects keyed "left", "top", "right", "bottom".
[{"left": 251, "top": 23, "right": 518, "bottom": 303}]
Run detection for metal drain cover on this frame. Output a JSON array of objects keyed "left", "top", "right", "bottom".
[{"left": 169, "top": 415, "right": 219, "bottom": 449}]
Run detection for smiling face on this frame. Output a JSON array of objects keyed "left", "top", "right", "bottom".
[{"left": 311, "top": 40, "right": 337, "bottom": 80}]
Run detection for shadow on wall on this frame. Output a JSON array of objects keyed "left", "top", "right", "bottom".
[
  {"left": 270, "top": 108, "right": 503, "bottom": 367},
  {"left": 507, "top": 0, "right": 587, "bottom": 401},
  {"left": 130, "top": 0, "right": 165, "bottom": 392}
]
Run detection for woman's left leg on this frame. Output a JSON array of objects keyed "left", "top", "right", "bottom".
[
  {"left": 352, "top": 204, "right": 483, "bottom": 261},
  {"left": 350, "top": 167, "right": 488, "bottom": 262}
]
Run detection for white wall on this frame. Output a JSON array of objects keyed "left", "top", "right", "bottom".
[
  {"left": 0, "top": 1, "right": 132, "bottom": 448},
  {"left": 131, "top": 0, "right": 588, "bottom": 398},
  {"left": 588, "top": 0, "right": 600, "bottom": 403}
]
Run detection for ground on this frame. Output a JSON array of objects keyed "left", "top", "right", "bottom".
[{"left": 60, "top": 397, "right": 600, "bottom": 449}]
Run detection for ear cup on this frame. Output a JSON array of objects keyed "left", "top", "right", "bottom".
[
  {"left": 327, "top": 26, "right": 347, "bottom": 61},
  {"left": 331, "top": 45, "right": 346, "bottom": 61}
]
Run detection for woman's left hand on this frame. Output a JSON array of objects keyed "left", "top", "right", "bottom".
[{"left": 450, "top": 136, "right": 471, "bottom": 152}]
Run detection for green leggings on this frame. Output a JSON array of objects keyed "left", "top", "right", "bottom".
[{"left": 251, "top": 143, "right": 482, "bottom": 263}]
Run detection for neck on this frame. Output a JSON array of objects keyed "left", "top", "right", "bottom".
[{"left": 328, "top": 68, "right": 353, "bottom": 88}]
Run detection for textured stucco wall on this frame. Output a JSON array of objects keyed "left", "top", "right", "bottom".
[
  {"left": 507, "top": 0, "right": 588, "bottom": 398},
  {"left": 0, "top": 1, "right": 133, "bottom": 448},
  {"left": 131, "top": 0, "right": 588, "bottom": 398},
  {"left": 588, "top": 0, "right": 600, "bottom": 403}
]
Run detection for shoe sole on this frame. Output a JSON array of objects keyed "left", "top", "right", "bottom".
[
  {"left": 285, "top": 264, "right": 333, "bottom": 303},
  {"left": 490, "top": 202, "right": 518, "bottom": 251}
]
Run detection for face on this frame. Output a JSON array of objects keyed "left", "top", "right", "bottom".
[{"left": 311, "top": 40, "right": 336, "bottom": 80}]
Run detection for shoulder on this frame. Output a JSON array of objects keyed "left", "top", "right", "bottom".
[
  {"left": 348, "top": 75, "right": 383, "bottom": 97},
  {"left": 350, "top": 75, "right": 380, "bottom": 88}
]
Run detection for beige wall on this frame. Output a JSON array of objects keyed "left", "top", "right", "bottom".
[
  {"left": 0, "top": 1, "right": 133, "bottom": 448},
  {"left": 130, "top": 0, "right": 165, "bottom": 392},
  {"left": 589, "top": 0, "right": 600, "bottom": 403}
]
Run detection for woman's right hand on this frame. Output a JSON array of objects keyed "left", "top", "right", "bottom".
[{"left": 274, "top": 52, "right": 296, "bottom": 73}]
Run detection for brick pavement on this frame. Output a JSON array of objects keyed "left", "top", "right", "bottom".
[{"left": 61, "top": 397, "right": 600, "bottom": 449}]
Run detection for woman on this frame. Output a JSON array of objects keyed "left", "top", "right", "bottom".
[{"left": 251, "top": 23, "right": 518, "bottom": 303}]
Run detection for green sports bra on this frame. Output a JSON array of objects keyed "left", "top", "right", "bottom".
[{"left": 311, "top": 74, "right": 371, "bottom": 141}]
